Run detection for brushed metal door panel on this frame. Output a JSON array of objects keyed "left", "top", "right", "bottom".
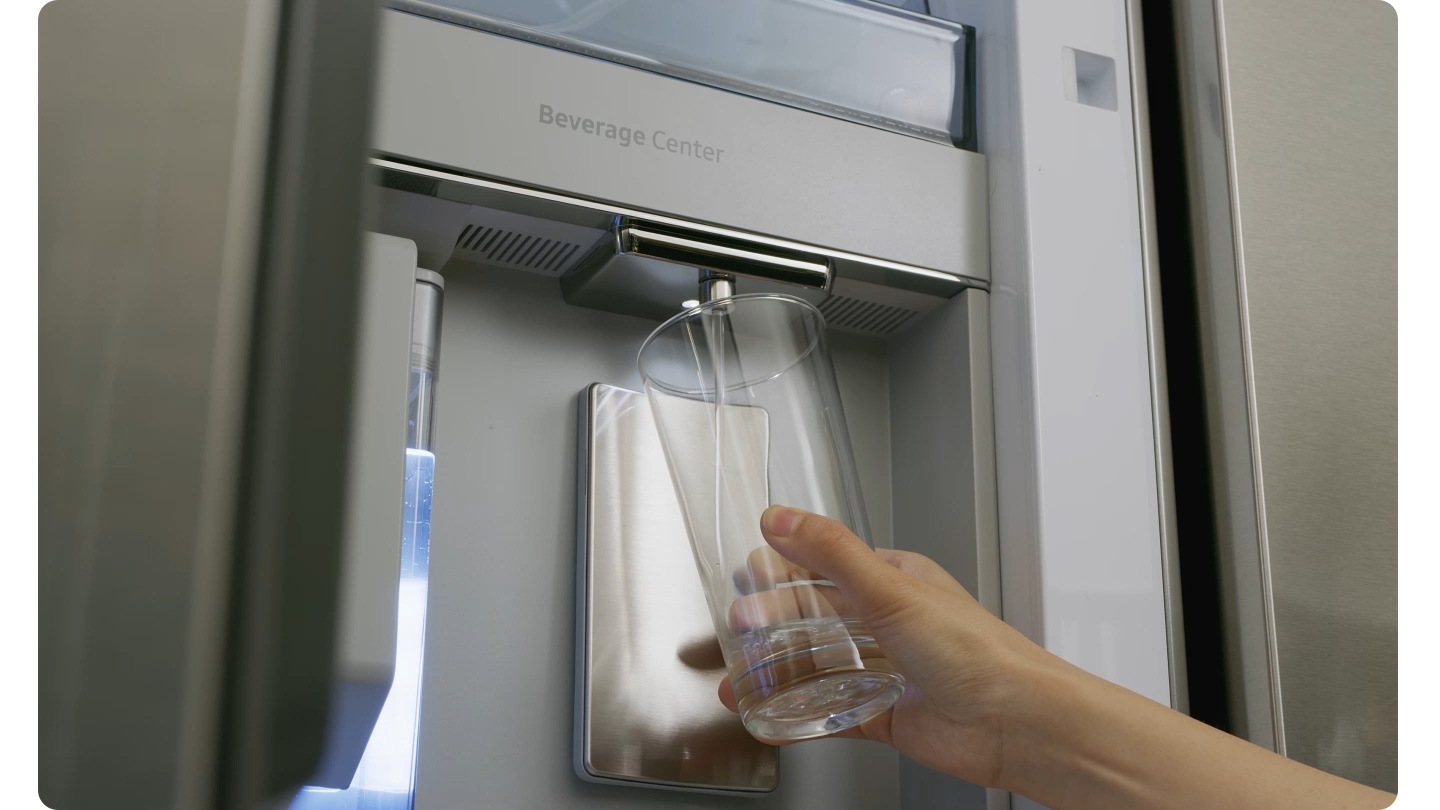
[
  {"left": 1169, "top": 0, "right": 1396, "bottom": 791},
  {"left": 1220, "top": 0, "right": 1397, "bottom": 789},
  {"left": 576, "top": 383, "right": 778, "bottom": 793}
]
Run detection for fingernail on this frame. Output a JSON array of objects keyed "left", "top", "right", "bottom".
[{"left": 763, "top": 505, "right": 804, "bottom": 538}]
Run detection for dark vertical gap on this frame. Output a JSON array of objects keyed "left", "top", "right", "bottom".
[{"left": 1141, "top": 0, "right": 1229, "bottom": 731}]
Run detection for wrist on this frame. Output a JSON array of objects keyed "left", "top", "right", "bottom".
[
  {"left": 985, "top": 635, "right": 1397, "bottom": 810},
  {"left": 990, "top": 644, "right": 1117, "bottom": 801}
]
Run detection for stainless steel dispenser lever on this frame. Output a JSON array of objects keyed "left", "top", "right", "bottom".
[
  {"left": 562, "top": 217, "right": 833, "bottom": 320},
  {"left": 615, "top": 219, "right": 832, "bottom": 291}
]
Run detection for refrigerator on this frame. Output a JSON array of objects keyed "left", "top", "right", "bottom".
[{"left": 37, "top": 0, "right": 1396, "bottom": 808}]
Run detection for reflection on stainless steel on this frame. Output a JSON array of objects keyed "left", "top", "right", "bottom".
[{"left": 575, "top": 384, "right": 778, "bottom": 793}]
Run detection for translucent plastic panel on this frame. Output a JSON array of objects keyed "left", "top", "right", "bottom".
[
  {"left": 393, "top": 0, "right": 975, "bottom": 148},
  {"left": 291, "top": 449, "right": 435, "bottom": 810}
]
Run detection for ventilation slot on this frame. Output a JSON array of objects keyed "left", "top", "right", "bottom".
[
  {"left": 454, "top": 223, "right": 582, "bottom": 276},
  {"left": 818, "top": 295, "right": 919, "bottom": 336}
]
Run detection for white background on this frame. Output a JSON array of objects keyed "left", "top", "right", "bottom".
[{"left": 2, "top": 0, "right": 1433, "bottom": 807}]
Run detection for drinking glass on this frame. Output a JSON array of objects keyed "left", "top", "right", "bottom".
[{"left": 638, "top": 293, "right": 904, "bottom": 741}]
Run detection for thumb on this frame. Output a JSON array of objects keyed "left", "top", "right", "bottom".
[{"left": 759, "top": 505, "right": 922, "bottom": 625}]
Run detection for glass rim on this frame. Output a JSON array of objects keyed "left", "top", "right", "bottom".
[{"left": 637, "top": 293, "right": 826, "bottom": 396}]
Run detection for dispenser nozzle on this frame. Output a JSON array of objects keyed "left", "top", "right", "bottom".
[{"left": 699, "top": 272, "right": 735, "bottom": 303}]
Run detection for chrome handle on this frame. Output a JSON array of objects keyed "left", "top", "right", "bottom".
[{"left": 617, "top": 220, "right": 831, "bottom": 291}]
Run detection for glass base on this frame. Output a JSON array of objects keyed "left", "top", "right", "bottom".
[{"left": 741, "top": 670, "right": 905, "bottom": 742}]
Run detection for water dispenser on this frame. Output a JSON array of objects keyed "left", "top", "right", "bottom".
[{"left": 345, "top": 5, "right": 996, "bottom": 805}]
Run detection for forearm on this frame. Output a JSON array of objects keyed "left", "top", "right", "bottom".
[{"left": 998, "top": 654, "right": 1393, "bottom": 810}]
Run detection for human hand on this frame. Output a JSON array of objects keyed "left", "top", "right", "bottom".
[
  {"left": 720, "top": 507, "right": 1396, "bottom": 810},
  {"left": 716, "top": 505, "right": 1051, "bottom": 787}
]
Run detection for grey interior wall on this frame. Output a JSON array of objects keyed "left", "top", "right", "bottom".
[
  {"left": 415, "top": 266, "right": 904, "bottom": 809},
  {"left": 890, "top": 290, "right": 999, "bottom": 810},
  {"left": 828, "top": 333, "right": 894, "bottom": 552}
]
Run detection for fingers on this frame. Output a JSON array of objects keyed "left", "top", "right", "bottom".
[
  {"left": 726, "top": 552, "right": 968, "bottom": 631},
  {"left": 760, "top": 506, "right": 928, "bottom": 627},
  {"left": 733, "top": 546, "right": 823, "bottom": 594},
  {"left": 726, "top": 583, "right": 851, "bottom": 632},
  {"left": 728, "top": 546, "right": 967, "bottom": 631},
  {"left": 718, "top": 676, "right": 738, "bottom": 712}
]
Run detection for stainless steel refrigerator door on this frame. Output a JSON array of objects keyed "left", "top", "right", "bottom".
[
  {"left": 1166, "top": 0, "right": 1396, "bottom": 791},
  {"left": 38, "top": 0, "right": 381, "bottom": 807}
]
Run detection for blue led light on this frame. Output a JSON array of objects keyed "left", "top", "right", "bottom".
[{"left": 291, "top": 449, "right": 435, "bottom": 810}]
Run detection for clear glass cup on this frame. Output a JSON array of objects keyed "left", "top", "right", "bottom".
[{"left": 637, "top": 293, "right": 904, "bottom": 742}]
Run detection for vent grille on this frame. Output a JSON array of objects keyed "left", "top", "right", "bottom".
[
  {"left": 818, "top": 294, "right": 919, "bottom": 336},
  {"left": 454, "top": 223, "right": 583, "bottom": 275}
]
